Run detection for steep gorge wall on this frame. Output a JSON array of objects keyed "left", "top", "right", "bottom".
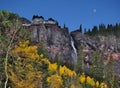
[{"left": 30, "top": 23, "right": 77, "bottom": 66}]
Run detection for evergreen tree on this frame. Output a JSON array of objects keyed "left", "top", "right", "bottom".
[
  {"left": 91, "top": 26, "right": 98, "bottom": 36},
  {"left": 107, "top": 24, "right": 113, "bottom": 35},
  {"left": 63, "top": 24, "right": 66, "bottom": 28},
  {"left": 99, "top": 24, "right": 106, "bottom": 35},
  {"left": 84, "top": 28, "right": 87, "bottom": 34},
  {"left": 79, "top": 24, "right": 82, "bottom": 33},
  {"left": 87, "top": 29, "right": 91, "bottom": 35}
]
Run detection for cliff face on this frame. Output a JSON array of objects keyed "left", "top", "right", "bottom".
[
  {"left": 71, "top": 30, "right": 120, "bottom": 56},
  {"left": 30, "top": 18, "right": 77, "bottom": 66},
  {"left": 21, "top": 16, "right": 120, "bottom": 74},
  {"left": 71, "top": 30, "right": 120, "bottom": 74}
]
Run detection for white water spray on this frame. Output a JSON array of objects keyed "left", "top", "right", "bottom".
[{"left": 71, "top": 36, "right": 77, "bottom": 64}]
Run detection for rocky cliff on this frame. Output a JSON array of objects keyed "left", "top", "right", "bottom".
[
  {"left": 21, "top": 16, "right": 120, "bottom": 75},
  {"left": 71, "top": 30, "right": 120, "bottom": 75},
  {"left": 29, "top": 16, "right": 77, "bottom": 67}
]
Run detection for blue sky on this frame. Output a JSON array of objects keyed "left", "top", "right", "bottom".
[{"left": 0, "top": 0, "right": 120, "bottom": 32}]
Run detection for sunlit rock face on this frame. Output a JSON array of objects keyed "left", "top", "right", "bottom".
[{"left": 30, "top": 16, "right": 77, "bottom": 67}]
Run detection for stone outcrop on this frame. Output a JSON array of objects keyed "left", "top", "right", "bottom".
[
  {"left": 71, "top": 30, "right": 120, "bottom": 75},
  {"left": 29, "top": 16, "right": 77, "bottom": 67}
]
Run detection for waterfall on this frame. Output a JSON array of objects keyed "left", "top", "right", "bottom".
[{"left": 71, "top": 36, "right": 77, "bottom": 64}]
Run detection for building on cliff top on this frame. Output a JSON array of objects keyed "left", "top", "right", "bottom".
[
  {"left": 32, "top": 15, "right": 57, "bottom": 25},
  {"left": 21, "top": 15, "right": 58, "bottom": 27}
]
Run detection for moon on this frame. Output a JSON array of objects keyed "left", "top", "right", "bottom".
[{"left": 93, "top": 8, "right": 97, "bottom": 13}]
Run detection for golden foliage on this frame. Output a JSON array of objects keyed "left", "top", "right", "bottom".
[
  {"left": 86, "top": 76, "right": 95, "bottom": 86},
  {"left": 7, "top": 40, "right": 109, "bottom": 88},
  {"left": 79, "top": 72, "right": 86, "bottom": 83},
  {"left": 96, "top": 81, "right": 99, "bottom": 87},
  {"left": 47, "top": 74, "right": 63, "bottom": 88},
  {"left": 12, "top": 40, "right": 39, "bottom": 59},
  {"left": 59, "top": 65, "right": 76, "bottom": 77},
  {"left": 79, "top": 72, "right": 108, "bottom": 88},
  {"left": 9, "top": 68, "right": 42, "bottom": 88},
  {"left": 100, "top": 82, "right": 108, "bottom": 88},
  {"left": 48, "top": 63, "right": 58, "bottom": 74},
  {"left": 8, "top": 40, "right": 48, "bottom": 88}
]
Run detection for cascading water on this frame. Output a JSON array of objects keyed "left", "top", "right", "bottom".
[{"left": 71, "top": 36, "right": 77, "bottom": 64}]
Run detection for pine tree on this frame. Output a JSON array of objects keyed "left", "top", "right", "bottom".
[
  {"left": 84, "top": 28, "right": 87, "bottom": 34},
  {"left": 79, "top": 24, "right": 82, "bottom": 33},
  {"left": 91, "top": 26, "right": 98, "bottom": 36}
]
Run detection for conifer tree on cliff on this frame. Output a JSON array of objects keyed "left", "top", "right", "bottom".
[{"left": 79, "top": 24, "right": 82, "bottom": 33}]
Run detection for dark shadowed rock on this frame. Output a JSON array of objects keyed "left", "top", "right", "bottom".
[{"left": 30, "top": 16, "right": 76, "bottom": 67}]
